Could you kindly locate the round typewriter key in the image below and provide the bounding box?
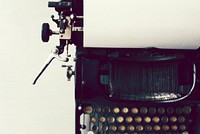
[167,107,174,114]
[107,116,115,123]
[102,126,108,131]
[84,106,93,114]
[153,125,161,131]
[145,125,152,131]
[144,117,151,123]
[131,107,139,114]
[176,107,183,114]
[95,107,101,113]
[90,117,96,123]
[170,116,177,122]
[162,125,169,131]
[122,107,129,113]
[183,106,192,114]
[135,116,142,123]
[161,116,169,123]
[113,107,120,114]
[171,125,178,131]
[136,125,143,131]
[109,125,117,132]
[87,131,94,134]
[126,116,133,123]
[178,116,186,123]
[92,125,98,131]
[158,107,165,114]
[152,116,160,123]
[103,106,111,113]
[128,125,135,131]
[140,107,148,114]
[116,116,124,123]
[149,107,156,114]
[179,125,187,131]
[119,125,126,132]
[99,117,106,123]
[182,131,189,134]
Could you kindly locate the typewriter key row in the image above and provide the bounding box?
[90,116,186,123]
[90,124,188,132]
[84,106,192,115]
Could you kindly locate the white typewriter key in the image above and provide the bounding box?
[128,125,135,131]
[87,131,94,134]
[107,116,115,123]
[170,116,177,122]
[113,107,120,113]
[153,125,161,131]
[182,131,189,134]
[109,125,117,132]
[90,117,96,123]
[135,116,142,123]
[84,106,93,114]
[131,107,139,114]
[144,116,151,123]
[116,116,124,123]
[162,125,169,131]
[171,125,178,131]
[152,116,160,123]
[122,107,129,113]
[136,125,144,131]
[119,125,126,132]
[126,116,133,123]
[99,117,106,123]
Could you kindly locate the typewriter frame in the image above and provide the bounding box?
[70,1,200,133]
[38,0,200,133]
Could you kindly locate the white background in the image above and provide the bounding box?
[0,0,75,134]
[84,0,200,49]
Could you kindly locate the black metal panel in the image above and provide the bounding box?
[72,0,83,16]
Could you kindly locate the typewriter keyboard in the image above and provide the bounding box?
[81,104,192,134]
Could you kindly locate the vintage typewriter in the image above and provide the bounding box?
[33,0,200,133]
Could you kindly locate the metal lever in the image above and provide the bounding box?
[33,47,68,85]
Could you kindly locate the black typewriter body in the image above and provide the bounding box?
[35,0,200,133]
[75,46,200,134]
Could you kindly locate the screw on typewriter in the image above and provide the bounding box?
[61,65,75,81]
[33,0,75,84]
